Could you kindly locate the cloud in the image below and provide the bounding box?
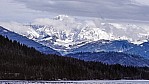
[1,0,149,22]
[14,0,149,21]
[132,0,149,6]
[0,0,57,22]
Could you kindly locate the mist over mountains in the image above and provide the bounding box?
[1,0,149,22]
[1,15,149,67]
[1,15,149,54]
[1,0,149,80]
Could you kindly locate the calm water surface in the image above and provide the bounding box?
[0,80,149,84]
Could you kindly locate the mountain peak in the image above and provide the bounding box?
[54,15,71,21]
[1,15,149,54]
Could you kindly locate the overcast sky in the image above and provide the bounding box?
[1,0,149,22]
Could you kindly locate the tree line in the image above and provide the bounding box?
[0,35,149,80]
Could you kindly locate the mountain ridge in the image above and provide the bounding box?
[1,15,149,55]
[1,34,149,80]
[1,15,149,63]
[0,26,60,55]
[66,52,149,67]
[71,40,149,59]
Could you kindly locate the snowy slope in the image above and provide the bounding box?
[0,15,149,52]
[71,40,135,53]
[66,52,149,67]
[0,26,60,55]
[71,40,149,59]
[2,15,149,66]
[127,42,149,58]
[1,15,149,56]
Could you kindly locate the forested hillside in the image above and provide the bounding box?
[66,52,149,67]
[0,35,149,80]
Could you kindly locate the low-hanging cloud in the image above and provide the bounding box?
[14,0,149,21]
[1,0,149,22]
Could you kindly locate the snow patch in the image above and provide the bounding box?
[1,15,149,53]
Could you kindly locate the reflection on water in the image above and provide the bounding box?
[0,80,149,84]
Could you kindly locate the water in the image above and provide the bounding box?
[0,80,149,84]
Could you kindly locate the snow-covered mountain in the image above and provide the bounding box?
[1,15,149,56]
[66,52,149,67]
[0,26,60,55]
[2,15,149,66]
